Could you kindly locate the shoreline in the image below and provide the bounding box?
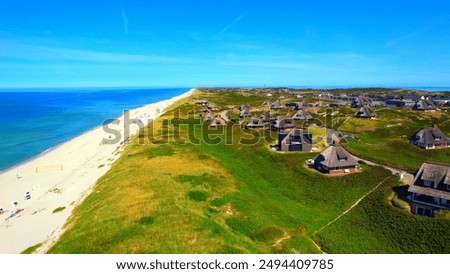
[0,88,195,254]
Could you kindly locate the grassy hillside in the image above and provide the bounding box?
[47,89,450,254]
[339,107,450,173]
[314,176,450,253]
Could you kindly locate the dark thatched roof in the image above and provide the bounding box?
[413,99,436,111]
[313,144,358,168]
[408,162,450,200]
[292,109,312,120]
[354,105,376,118]
[271,115,296,130]
[411,126,450,147]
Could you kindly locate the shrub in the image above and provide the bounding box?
[187,191,208,202]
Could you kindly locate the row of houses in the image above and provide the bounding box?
[317,92,449,110]
[199,97,450,218]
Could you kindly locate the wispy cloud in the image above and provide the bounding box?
[121,7,129,34]
[384,15,450,48]
[218,13,246,34]
[384,30,423,48]
[0,40,188,64]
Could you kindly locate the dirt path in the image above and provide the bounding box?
[310,238,326,254]
[219,110,230,122]
[354,156,414,184]
[313,176,391,236]
[272,233,291,248]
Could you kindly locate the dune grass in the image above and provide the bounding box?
[340,108,450,173]
[314,176,450,253]
[48,90,450,254]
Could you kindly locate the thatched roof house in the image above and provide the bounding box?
[210,117,227,127]
[200,108,214,121]
[278,128,312,152]
[207,103,219,111]
[351,96,371,108]
[408,162,450,217]
[197,100,208,106]
[326,129,340,145]
[245,117,264,129]
[292,109,312,121]
[413,98,437,111]
[315,101,329,107]
[203,112,214,122]
[286,102,303,110]
[411,125,450,149]
[239,104,252,111]
[270,115,296,131]
[270,101,285,110]
[259,111,272,122]
[313,144,359,175]
[354,105,376,118]
[239,109,252,118]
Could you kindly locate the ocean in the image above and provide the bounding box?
[0,88,189,172]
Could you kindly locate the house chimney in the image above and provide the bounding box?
[433,124,438,129]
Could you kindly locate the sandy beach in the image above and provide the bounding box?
[0,88,194,254]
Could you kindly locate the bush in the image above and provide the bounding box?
[187,191,208,202]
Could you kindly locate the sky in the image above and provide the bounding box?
[1,0,450,88]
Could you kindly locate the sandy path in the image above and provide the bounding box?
[0,89,194,253]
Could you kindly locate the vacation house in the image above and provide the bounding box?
[292,109,312,121]
[200,108,214,121]
[313,144,359,175]
[270,115,296,131]
[354,105,376,118]
[270,101,285,110]
[209,117,227,127]
[411,125,450,149]
[278,128,312,152]
[351,96,372,108]
[286,102,303,110]
[207,103,220,111]
[408,162,450,217]
[245,118,264,129]
[197,100,208,106]
[413,98,437,112]
[259,112,272,122]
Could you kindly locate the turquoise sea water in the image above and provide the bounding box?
[0,88,189,172]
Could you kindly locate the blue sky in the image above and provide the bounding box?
[1,0,450,88]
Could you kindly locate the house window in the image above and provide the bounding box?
[334,166,342,170]
[446,185,450,191]
[416,207,433,217]
[423,180,433,187]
